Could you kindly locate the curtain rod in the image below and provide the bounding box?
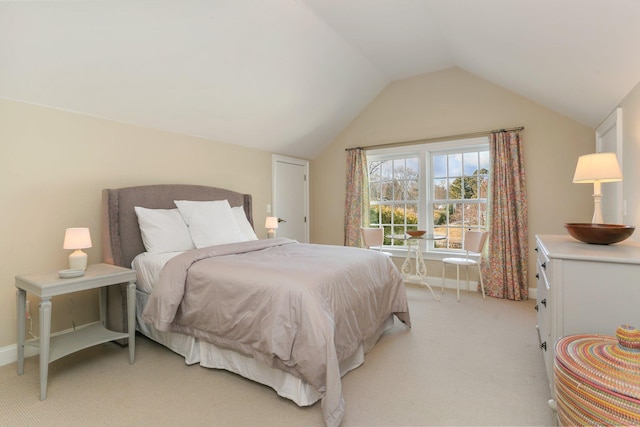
[345,126,524,151]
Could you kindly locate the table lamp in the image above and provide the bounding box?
[572,152,622,224]
[63,227,92,270]
[265,217,278,239]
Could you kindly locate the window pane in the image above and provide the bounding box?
[382,225,393,245]
[451,203,463,225]
[379,205,392,225]
[466,204,479,227]
[480,151,490,171]
[392,206,406,224]
[381,182,393,201]
[434,179,447,200]
[369,161,382,181]
[448,177,461,199]
[381,160,392,180]
[448,153,462,176]
[393,159,405,176]
[465,176,478,200]
[433,155,447,178]
[478,176,489,199]
[406,204,418,224]
[369,205,380,225]
[448,227,463,249]
[406,158,419,178]
[370,182,381,201]
[463,152,478,175]
[406,179,419,200]
[434,237,447,249]
[433,203,447,226]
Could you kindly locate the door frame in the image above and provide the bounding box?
[596,107,624,223]
[272,154,310,243]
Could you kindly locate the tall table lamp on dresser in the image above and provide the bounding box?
[567,152,634,244]
[572,152,622,224]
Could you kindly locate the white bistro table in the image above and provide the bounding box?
[390,233,447,301]
[15,263,136,400]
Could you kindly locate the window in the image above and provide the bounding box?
[368,155,420,247]
[367,137,489,252]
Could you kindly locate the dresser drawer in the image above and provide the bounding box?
[535,264,549,346]
[535,244,552,390]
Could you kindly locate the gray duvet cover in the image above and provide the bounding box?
[141,238,410,427]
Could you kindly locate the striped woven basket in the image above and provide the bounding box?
[554,325,640,426]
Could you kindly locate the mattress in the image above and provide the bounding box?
[132,251,395,407]
[132,251,184,294]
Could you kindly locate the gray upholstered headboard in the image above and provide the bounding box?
[102,184,253,268]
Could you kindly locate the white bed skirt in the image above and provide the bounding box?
[135,290,394,407]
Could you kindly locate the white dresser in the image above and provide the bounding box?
[535,234,640,402]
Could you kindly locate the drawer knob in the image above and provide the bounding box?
[541,262,546,270]
[540,341,547,351]
[535,304,539,312]
[541,298,546,307]
[536,273,539,280]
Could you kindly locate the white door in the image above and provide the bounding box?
[272,155,309,242]
[596,108,623,223]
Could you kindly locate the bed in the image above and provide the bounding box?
[101,184,411,427]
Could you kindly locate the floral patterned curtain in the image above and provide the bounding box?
[344,148,369,247]
[482,129,529,300]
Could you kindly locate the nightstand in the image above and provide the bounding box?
[15,263,137,400]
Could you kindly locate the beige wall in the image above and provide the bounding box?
[0,98,272,350]
[3,66,629,354]
[618,80,640,238]
[310,67,595,293]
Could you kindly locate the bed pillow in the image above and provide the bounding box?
[175,200,249,248]
[134,207,195,253]
[232,206,258,241]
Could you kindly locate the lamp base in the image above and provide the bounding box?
[69,250,88,270]
[592,192,603,224]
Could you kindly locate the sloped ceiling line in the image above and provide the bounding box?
[1,1,640,159]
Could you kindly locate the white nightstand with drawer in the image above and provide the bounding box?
[15,263,136,400]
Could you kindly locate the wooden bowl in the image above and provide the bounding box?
[564,223,635,245]
[406,230,426,237]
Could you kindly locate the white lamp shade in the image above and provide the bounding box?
[63,228,92,249]
[573,152,622,183]
[265,217,279,229]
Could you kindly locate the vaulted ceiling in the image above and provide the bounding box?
[2,1,640,159]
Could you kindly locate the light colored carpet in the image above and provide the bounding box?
[0,285,555,426]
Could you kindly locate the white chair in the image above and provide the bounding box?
[441,230,489,301]
[361,227,392,257]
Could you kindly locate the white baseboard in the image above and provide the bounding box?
[411,276,538,300]
[0,341,38,367]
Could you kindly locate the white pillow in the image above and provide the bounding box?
[232,206,258,241]
[134,207,195,253]
[175,200,249,248]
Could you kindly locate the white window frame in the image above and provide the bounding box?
[367,136,489,260]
